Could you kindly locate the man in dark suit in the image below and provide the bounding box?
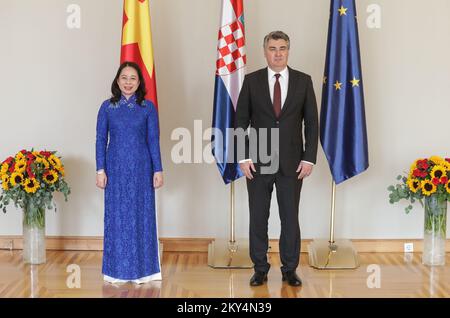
[235,31,318,287]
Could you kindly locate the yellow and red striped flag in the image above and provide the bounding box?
[121,0,158,108]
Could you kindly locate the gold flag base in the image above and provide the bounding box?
[308,239,359,269]
[208,238,254,268]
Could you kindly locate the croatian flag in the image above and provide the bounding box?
[212,0,246,184]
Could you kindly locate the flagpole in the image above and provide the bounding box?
[307,179,359,269]
[230,181,235,244]
[208,181,253,268]
[329,180,336,245]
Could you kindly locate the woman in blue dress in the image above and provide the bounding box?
[95,62,163,284]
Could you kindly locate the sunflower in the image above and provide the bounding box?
[43,170,58,184]
[23,178,39,194]
[15,152,25,161]
[1,175,10,191]
[429,156,445,166]
[410,161,418,173]
[10,172,24,187]
[443,160,450,170]
[48,155,61,169]
[446,180,450,194]
[430,165,446,180]
[14,159,27,173]
[407,178,421,193]
[421,180,437,196]
[56,165,65,177]
[35,157,50,169]
[0,163,9,176]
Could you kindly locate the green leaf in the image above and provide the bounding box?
[397,175,402,180]
[388,186,395,191]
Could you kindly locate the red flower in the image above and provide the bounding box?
[417,159,429,170]
[40,151,51,158]
[441,176,449,184]
[413,169,428,178]
[26,166,35,179]
[3,157,14,165]
[413,169,422,177]
[446,158,450,163]
[20,149,27,154]
[8,162,15,173]
[26,153,35,160]
[432,178,440,186]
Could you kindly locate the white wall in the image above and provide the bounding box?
[0,0,449,239]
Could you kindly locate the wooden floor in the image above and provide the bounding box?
[0,250,449,298]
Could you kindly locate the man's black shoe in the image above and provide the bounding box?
[249,271,268,286]
[282,271,302,286]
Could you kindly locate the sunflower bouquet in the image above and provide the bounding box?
[0,149,70,228]
[388,156,450,213]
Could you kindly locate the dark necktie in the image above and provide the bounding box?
[273,73,281,118]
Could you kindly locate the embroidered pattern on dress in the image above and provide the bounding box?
[108,96,136,109]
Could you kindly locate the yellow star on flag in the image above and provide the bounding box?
[350,77,360,87]
[338,6,348,16]
[334,80,342,90]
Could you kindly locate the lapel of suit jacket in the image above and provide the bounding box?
[280,66,297,118]
[259,67,277,118]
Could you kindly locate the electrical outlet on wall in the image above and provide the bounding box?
[404,242,414,253]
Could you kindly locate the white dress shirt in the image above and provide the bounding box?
[268,67,289,108]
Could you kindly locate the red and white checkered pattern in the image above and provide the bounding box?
[216,21,246,76]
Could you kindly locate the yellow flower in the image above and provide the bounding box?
[57,165,65,177]
[23,178,39,194]
[35,157,50,169]
[421,180,437,196]
[444,161,450,170]
[407,178,421,193]
[15,152,25,161]
[429,156,445,166]
[48,155,61,168]
[10,172,24,187]
[0,163,8,175]
[430,165,446,180]
[43,170,58,184]
[14,159,27,173]
[446,180,450,194]
[1,175,10,191]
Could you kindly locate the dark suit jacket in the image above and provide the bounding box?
[235,67,319,176]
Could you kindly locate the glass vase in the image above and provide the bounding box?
[422,195,447,266]
[22,201,46,264]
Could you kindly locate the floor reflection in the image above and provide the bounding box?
[101,280,162,298]
[29,264,39,298]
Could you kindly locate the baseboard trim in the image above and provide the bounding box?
[1,236,449,253]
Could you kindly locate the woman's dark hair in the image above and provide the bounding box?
[110,61,147,106]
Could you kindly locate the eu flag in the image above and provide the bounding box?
[320,0,369,184]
